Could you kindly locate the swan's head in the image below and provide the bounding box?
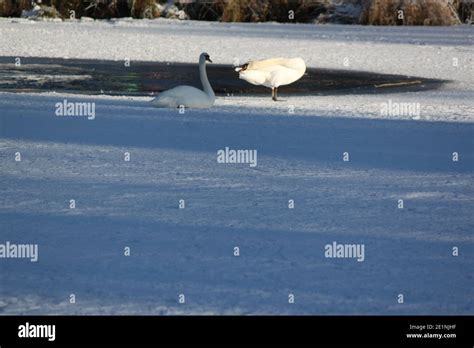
[200,52,212,64]
[234,63,248,73]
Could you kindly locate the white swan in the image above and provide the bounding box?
[235,57,306,101]
[151,52,215,109]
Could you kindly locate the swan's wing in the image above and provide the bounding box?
[277,58,306,71]
[239,65,301,86]
[236,59,284,72]
[247,58,285,70]
[151,85,212,108]
[237,58,306,86]
[158,85,204,98]
[247,58,305,72]
[237,60,284,85]
[238,69,270,85]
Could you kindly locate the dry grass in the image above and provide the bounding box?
[0,0,160,19]
[51,0,83,18]
[453,0,474,23]
[0,0,31,17]
[184,0,330,23]
[359,0,460,25]
[0,0,471,24]
[221,0,272,22]
[130,0,160,19]
[186,0,463,25]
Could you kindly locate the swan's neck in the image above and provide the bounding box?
[199,61,214,99]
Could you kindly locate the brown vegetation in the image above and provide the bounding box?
[184,0,329,23]
[131,0,160,19]
[0,0,472,24]
[0,0,31,17]
[453,0,474,23]
[359,0,461,25]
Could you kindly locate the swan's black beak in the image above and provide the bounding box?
[205,56,213,63]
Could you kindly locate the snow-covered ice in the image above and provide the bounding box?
[0,18,473,314]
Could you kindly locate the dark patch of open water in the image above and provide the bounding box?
[0,57,446,97]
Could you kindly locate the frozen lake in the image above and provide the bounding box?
[0,18,473,315]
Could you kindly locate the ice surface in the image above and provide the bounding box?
[0,19,473,314]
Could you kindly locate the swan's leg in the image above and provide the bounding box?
[272,88,286,102]
[272,87,282,101]
[272,87,278,101]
